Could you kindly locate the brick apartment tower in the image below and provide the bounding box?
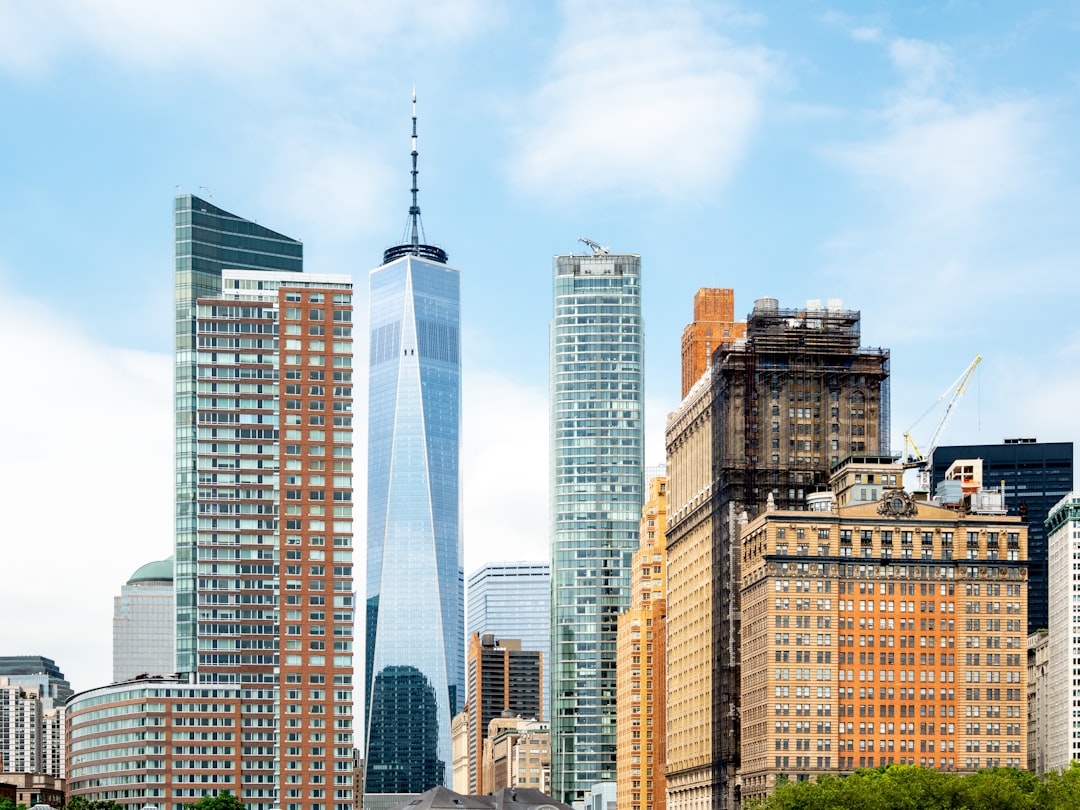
[466,634,543,794]
[194,270,355,810]
[680,288,746,399]
[616,475,668,810]
[665,296,890,810]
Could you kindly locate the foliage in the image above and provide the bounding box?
[187,791,246,810]
[65,798,122,810]
[0,798,25,810]
[748,762,1080,810]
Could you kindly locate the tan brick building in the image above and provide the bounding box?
[617,476,668,810]
[738,488,1029,802]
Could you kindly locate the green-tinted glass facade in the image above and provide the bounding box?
[173,194,303,671]
[549,252,644,805]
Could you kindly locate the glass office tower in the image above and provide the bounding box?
[467,561,551,721]
[174,194,303,671]
[931,438,1073,634]
[550,249,644,805]
[365,249,462,794]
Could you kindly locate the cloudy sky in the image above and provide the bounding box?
[1,1,1078,693]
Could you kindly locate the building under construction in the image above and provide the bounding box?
[665,295,890,810]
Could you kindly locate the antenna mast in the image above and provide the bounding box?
[382,89,448,265]
[409,88,420,249]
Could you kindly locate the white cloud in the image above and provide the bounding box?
[0,282,172,693]
[461,369,549,573]
[831,100,1039,225]
[0,0,494,78]
[851,26,883,43]
[258,130,398,246]
[825,32,1042,230]
[888,37,953,95]
[509,1,776,200]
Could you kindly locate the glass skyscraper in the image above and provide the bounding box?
[550,249,644,805]
[173,194,303,672]
[467,561,551,721]
[931,438,1073,634]
[365,93,463,796]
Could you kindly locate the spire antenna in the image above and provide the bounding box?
[383,88,448,265]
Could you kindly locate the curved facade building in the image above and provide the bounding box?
[549,250,644,805]
[66,677,246,808]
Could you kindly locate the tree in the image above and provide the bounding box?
[187,791,246,810]
[750,764,1080,810]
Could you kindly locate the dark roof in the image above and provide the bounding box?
[389,787,570,810]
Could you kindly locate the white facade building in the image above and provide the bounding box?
[1046,492,1080,771]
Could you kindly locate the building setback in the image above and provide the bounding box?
[665,296,890,810]
[931,439,1073,634]
[550,247,644,806]
[616,475,668,810]
[738,488,1029,802]
[365,93,463,796]
[467,562,551,721]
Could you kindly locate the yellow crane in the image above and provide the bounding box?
[903,354,982,491]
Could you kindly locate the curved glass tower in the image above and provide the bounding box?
[550,249,644,805]
[365,94,463,795]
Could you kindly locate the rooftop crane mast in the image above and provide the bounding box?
[903,354,982,492]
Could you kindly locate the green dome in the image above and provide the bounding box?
[128,556,174,585]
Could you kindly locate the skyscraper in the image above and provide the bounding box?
[930,439,1073,633]
[467,562,550,720]
[365,94,462,796]
[113,556,175,682]
[174,193,304,673]
[665,296,890,810]
[550,245,644,805]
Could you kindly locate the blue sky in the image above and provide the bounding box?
[2,1,1078,692]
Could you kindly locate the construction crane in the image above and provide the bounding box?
[903,354,982,492]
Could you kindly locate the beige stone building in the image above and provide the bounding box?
[664,368,722,810]
[617,476,668,810]
[483,718,550,793]
[738,487,1029,803]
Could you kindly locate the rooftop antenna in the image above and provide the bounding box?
[409,87,421,249]
[383,88,448,264]
[199,186,212,200]
[578,236,610,255]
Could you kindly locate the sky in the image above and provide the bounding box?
[1,0,1078,694]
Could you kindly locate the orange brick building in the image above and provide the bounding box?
[617,476,668,810]
[739,488,1028,802]
[679,288,745,397]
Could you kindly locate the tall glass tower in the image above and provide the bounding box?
[173,194,303,671]
[365,94,463,796]
[550,247,644,805]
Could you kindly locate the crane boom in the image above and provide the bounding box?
[903,354,982,491]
